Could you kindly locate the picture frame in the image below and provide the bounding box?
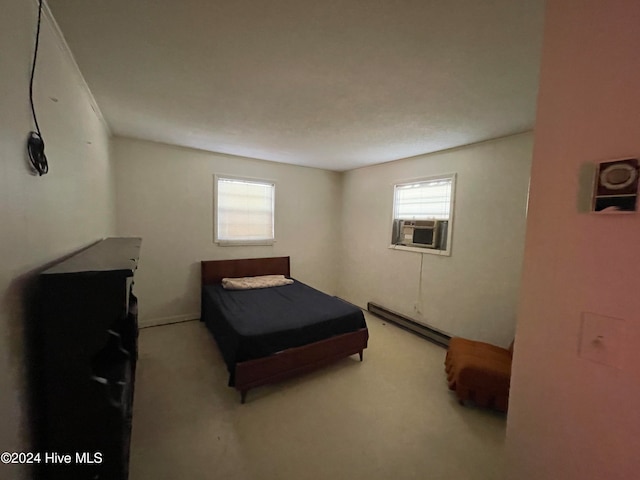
[592,158,639,213]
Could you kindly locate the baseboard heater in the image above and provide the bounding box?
[367,302,451,348]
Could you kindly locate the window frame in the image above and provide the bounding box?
[389,173,456,256]
[213,174,276,246]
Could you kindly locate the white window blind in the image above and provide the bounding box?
[394,177,453,220]
[216,177,275,244]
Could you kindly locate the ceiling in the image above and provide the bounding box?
[47,0,544,171]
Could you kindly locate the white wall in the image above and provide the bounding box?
[112,137,343,326]
[0,1,115,478]
[506,1,640,479]
[338,133,532,346]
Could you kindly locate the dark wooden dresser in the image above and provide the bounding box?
[32,237,141,480]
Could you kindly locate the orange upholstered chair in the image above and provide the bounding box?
[445,337,513,412]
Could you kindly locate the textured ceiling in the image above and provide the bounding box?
[48,0,544,171]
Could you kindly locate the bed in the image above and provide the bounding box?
[201,256,368,403]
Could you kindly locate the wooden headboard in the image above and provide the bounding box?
[201,257,291,286]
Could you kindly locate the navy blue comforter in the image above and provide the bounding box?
[201,279,367,383]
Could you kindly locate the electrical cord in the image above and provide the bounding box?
[28,0,48,176]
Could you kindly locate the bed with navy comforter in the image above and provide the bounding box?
[200,256,368,402]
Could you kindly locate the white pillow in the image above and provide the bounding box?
[221,274,293,290]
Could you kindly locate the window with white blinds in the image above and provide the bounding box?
[215,176,275,245]
[391,173,456,255]
[393,176,454,220]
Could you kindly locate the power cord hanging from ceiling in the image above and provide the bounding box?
[27,0,48,176]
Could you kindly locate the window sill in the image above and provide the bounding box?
[388,244,451,256]
[216,240,275,247]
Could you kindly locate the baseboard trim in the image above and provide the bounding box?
[367,302,451,348]
[139,313,200,329]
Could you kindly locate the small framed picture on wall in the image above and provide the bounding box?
[592,158,639,213]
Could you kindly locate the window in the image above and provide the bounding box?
[391,173,456,255]
[214,176,275,245]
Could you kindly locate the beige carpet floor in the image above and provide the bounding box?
[130,312,506,480]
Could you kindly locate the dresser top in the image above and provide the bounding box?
[42,237,142,276]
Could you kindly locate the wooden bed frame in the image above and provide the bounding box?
[201,256,368,403]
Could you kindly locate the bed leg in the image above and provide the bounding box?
[359,351,363,362]
[241,390,247,404]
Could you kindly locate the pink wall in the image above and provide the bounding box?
[506,1,640,479]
